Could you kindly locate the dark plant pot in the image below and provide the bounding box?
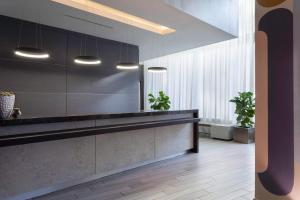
[232,126,255,144]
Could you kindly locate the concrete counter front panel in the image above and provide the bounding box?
[0,110,198,200]
[0,136,96,200]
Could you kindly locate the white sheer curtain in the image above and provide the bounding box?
[143,0,255,123]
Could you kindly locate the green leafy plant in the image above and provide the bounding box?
[0,91,15,96]
[148,91,171,111]
[230,92,255,128]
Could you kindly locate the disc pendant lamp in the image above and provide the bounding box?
[74,36,101,65]
[148,67,167,73]
[74,56,101,65]
[14,23,50,59]
[147,35,167,73]
[15,47,49,59]
[116,62,139,70]
[116,43,139,70]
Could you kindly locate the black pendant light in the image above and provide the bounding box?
[14,47,49,59]
[14,23,50,59]
[147,35,168,73]
[116,43,139,70]
[148,67,167,73]
[74,56,101,65]
[74,36,101,65]
[116,62,139,70]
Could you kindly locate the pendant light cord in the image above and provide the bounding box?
[35,24,38,48]
[126,31,129,62]
[17,0,26,48]
[84,36,87,56]
[80,36,83,56]
[119,42,123,62]
[126,43,129,62]
[17,21,24,48]
[96,38,100,58]
[39,25,43,49]
[36,4,43,50]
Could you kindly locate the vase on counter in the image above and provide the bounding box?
[0,91,15,120]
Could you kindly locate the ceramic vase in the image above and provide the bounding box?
[0,95,15,119]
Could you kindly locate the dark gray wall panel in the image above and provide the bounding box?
[0,15,140,117]
[0,60,66,93]
[67,93,139,115]
[14,93,67,117]
[67,68,139,94]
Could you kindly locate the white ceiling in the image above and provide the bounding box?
[166,0,239,36]
[0,0,235,61]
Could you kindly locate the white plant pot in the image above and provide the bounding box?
[0,95,15,119]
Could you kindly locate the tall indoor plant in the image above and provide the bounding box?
[148,91,171,111]
[230,92,255,143]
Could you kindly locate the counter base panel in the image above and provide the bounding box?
[0,124,194,200]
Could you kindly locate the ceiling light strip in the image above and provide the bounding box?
[51,0,175,35]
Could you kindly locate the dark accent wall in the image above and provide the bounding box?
[0,15,140,117]
[257,8,294,195]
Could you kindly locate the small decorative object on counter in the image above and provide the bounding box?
[148,91,171,111]
[0,91,15,120]
[12,108,22,119]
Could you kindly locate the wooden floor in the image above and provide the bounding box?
[34,137,255,200]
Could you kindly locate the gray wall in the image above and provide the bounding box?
[0,15,140,117]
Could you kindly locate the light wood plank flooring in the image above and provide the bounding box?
[34,137,255,200]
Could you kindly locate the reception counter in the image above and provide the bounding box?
[0,110,199,200]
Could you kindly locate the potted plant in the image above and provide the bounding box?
[230,92,255,144]
[148,91,171,111]
[0,91,15,120]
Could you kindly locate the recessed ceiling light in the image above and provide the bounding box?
[14,47,50,59]
[51,0,176,35]
[74,56,101,65]
[148,67,167,73]
[116,63,139,70]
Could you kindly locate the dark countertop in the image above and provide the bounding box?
[0,110,198,127]
[0,110,200,148]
